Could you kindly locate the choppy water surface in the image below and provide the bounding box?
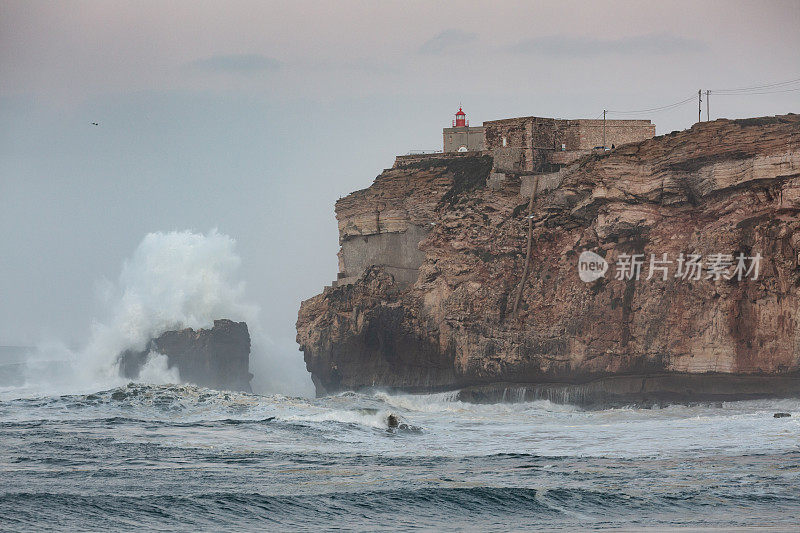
[1,384,798,531]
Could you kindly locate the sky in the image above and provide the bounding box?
[1,1,799,358]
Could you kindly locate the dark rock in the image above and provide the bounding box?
[111,390,126,401]
[118,319,252,392]
[773,412,791,418]
[457,376,800,408]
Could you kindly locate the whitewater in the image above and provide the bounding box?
[1,230,799,531]
[1,383,798,531]
[2,229,312,398]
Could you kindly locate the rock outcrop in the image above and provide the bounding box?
[297,115,800,404]
[119,319,252,392]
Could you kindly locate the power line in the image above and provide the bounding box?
[606,94,696,116]
[709,77,800,94]
[604,75,800,118]
[711,85,800,96]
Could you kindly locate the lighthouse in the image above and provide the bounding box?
[443,106,485,153]
[453,107,468,128]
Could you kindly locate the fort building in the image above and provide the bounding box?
[439,107,655,173]
[483,115,655,173]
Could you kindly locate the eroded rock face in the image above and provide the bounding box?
[297,115,800,402]
[334,156,494,286]
[119,319,252,392]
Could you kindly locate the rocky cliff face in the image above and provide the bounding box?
[297,115,800,404]
[119,319,252,392]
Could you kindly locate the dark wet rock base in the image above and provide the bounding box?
[118,319,252,392]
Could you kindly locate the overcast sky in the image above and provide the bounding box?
[2,1,799,354]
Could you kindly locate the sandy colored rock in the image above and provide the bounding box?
[297,115,800,402]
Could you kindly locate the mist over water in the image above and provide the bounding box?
[0,229,313,398]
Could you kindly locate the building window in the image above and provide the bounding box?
[502,136,507,147]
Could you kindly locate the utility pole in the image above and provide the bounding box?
[698,89,702,123]
[706,90,710,121]
[602,109,606,148]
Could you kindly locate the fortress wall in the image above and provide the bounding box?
[519,170,565,197]
[485,117,577,172]
[484,117,655,172]
[338,224,428,286]
[338,154,492,287]
[530,118,573,150]
[484,118,534,171]
[491,147,526,172]
[574,119,655,149]
[550,149,591,165]
[394,151,484,168]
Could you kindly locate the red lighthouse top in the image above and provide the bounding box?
[453,107,468,127]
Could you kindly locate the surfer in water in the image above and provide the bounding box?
[386,413,422,432]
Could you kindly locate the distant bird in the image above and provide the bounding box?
[91,122,99,126]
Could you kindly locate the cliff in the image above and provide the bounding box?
[119,319,252,392]
[297,115,800,404]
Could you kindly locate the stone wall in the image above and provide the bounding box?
[335,154,493,288]
[519,169,565,197]
[490,147,526,173]
[573,119,655,149]
[483,117,535,172]
[338,225,428,286]
[394,151,484,168]
[550,149,591,165]
[484,116,655,172]
[443,126,485,152]
[484,117,576,172]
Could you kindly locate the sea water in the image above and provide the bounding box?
[1,382,798,531]
[2,230,797,531]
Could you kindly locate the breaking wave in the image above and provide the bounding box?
[81,229,257,386]
[3,230,312,398]
[1,384,799,531]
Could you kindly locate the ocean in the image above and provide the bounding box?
[0,231,797,531]
[1,381,798,531]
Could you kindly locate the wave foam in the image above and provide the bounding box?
[7,230,264,397]
[82,229,258,384]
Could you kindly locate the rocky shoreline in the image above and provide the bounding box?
[454,374,800,407]
[297,115,800,404]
